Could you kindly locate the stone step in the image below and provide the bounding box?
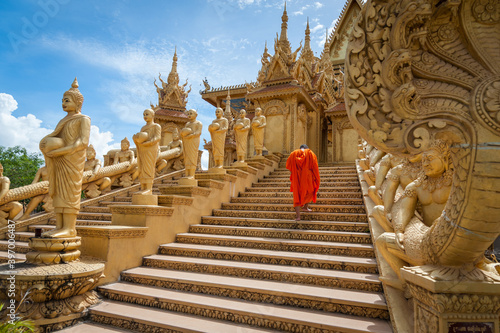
[0,250,26,263]
[159,243,378,273]
[98,284,392,333]
[89,300,272,333]
[243,186,361,193]
[239,192,363,199]
[77,212,112,221]
[200,216,370,232]
[220,202,366,214]
[110,196,133,202]
[252,181,360,188]
[28,224,55,232]
[212,209,368,222]
[47,219,112,226]
[175,234,375,258]
[80,206,111,214]
[0,240,29,253]
[274,167,357,173]
[58,323,133,332]
[275,165,356,170]
[14,231,34,242]
[230,196,364,205]
[188,225,372,244]
[118,268,388,319]
[265,173,358,179]
[142,255,382,291]
[99,200,132,206]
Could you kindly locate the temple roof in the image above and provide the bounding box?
[155,108,189,123]
[322,0,363,66]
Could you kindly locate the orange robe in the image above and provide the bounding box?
[286,149,320,207]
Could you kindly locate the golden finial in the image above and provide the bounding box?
[64,77,84,111]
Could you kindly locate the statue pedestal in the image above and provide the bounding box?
[132,193,158,206]
[26,236,81,265]
[178,177,198,186]
[401,266,500,333]
[207,167,226,174]
[231,161,248,168]
[0,259,104,331]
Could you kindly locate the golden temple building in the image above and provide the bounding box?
[202,1,364,166]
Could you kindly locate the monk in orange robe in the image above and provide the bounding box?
[286,144,320,221]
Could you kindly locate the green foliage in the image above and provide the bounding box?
[0,303,35,333]
[0,146,44,189]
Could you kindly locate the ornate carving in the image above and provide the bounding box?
[77,228,148,239]
[345,0,500,271]
[110,205,174,216]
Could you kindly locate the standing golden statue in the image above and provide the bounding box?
[251,107,266,157]
[208,107,228,172]
[233,109,251,165]
[180,109,202,182]
[133,109,161,194]
[39,78,91,238]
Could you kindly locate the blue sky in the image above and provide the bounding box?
[0,0,344,168]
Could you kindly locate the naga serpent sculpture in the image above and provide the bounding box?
[345,0,500,276]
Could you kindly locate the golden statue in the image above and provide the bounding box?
[208,107,228,169]
[20,165,51,220]
[376,141,453,288]
[39,78,91,238]
[180,109,202,179]
[233,109,251,164]
[251,107,266,156]
[0,162,23,226]
[113,137,135,166]
[83,144,112,195]
[166,128,183,154]
[133,109,161,194]
[371,154,422,232]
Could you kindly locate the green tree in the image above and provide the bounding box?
[0,146,44,189]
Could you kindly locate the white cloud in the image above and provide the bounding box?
[0,93,119,162]
[314,2,324,9]
[89,125,120,162]
[311,24,324,33]
[0,93,51,154]
[293,6,309,16]
[316,18,338,47]
[201,150,209,170]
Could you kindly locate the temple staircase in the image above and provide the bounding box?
[65,163,392,332]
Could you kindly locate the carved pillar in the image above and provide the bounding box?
[283,108,288,154]
[330,116,337,163]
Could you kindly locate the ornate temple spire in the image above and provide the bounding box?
[301,17,315,64]
[167,47,179,85]
[279,2,291,55]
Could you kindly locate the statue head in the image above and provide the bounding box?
[239,109,247,118]
[143,108,155,122]
[86,144,96,160]
[63,78,84,112]
[121,137,130,150]
[215,107,223,118]
[186,109,198,120]
[256,107,262,116]
[422,140,450,178]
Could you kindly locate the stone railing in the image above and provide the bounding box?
[0,146,182,238]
